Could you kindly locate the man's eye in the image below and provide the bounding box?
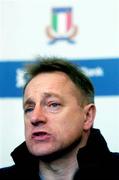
[46,102,61,112]
[50,103,60,107]
[24,107,33,114]
[49,102,61,108]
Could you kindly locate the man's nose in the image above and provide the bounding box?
[30,106,47,126]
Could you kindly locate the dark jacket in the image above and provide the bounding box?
[0,128,119,180]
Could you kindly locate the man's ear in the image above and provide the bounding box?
[83,104,96,131]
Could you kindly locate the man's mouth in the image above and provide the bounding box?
[32,131,51,141]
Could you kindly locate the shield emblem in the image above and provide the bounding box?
[52,7,72,35]
[46,7,78,44]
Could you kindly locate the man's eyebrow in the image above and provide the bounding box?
[23,93,62,108]
[23,98,35,108]
[43,92,61,99]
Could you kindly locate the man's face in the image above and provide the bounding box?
[23,72,92,156]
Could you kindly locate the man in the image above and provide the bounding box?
[0,57,119,180]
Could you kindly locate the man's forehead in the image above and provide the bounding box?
[25,72,76,92]
[24,71,81,100]
[28,71,70,84]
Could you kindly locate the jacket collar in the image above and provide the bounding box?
[77,128,110,169]
[11,142,39,172]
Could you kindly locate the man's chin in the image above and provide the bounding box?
[28,147,54,157]
[38,149,67,162]
[27,137,81,162]
[26,144,67,161]
[38,139,81,162]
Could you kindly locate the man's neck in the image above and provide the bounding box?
[39,145,80,180]
[39,131,90,180]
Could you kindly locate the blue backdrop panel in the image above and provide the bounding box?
[0,58,119,97]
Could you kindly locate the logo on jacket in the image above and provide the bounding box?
[46,7,78,44]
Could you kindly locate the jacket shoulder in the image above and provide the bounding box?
[111,152,119,163]
[0,165,17,180]
[109,152,119,178]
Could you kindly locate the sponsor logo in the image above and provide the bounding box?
[16,68,26,88]
[81,66,104,77]
[46,7,78,44]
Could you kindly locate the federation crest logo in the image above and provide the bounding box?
[46,7,78,44]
